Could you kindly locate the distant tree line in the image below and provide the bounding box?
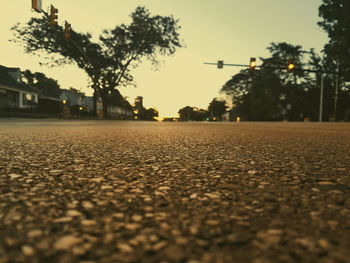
[178,98,227,121]
[136,107,159,121]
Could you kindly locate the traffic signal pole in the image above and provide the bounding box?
[319,74,324,122]
[205,59,340,122]
[204,61,339,74]
[204,62,253,68]
[333,61,340,121]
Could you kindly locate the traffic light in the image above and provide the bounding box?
[217,60,224,69]
[64,21,72,40]
[249,57,256,70]
[31,0,42,12]
[287,62,295,72]
[49,5,58,26]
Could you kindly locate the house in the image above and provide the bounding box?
[59,90,82,107]
[59,90,104,118]
[0,65,39,110]
[38,94,62,115]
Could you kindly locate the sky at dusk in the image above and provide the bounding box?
[1,0,328,117]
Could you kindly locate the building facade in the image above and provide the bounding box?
[0,65,39,110]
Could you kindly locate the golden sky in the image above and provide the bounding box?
[1,0,328,117]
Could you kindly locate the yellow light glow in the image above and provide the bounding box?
[79,106,83,110]
[288,63,295,70]
[134,116,138,119]
[62,100,67,104]
[250,61,257,68]
[236,117,240,122]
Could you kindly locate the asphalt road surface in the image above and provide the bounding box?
[1,120,350,263]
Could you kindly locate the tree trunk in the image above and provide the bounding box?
[93,88,98,117]
[101,96,109,119]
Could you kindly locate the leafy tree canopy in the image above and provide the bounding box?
[138,107,159,121]
[318,0,350,80]
[178,106,209,121]
[208,98,227,121]
[22,69,62,98]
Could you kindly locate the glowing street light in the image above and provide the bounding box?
[287,62,295,72]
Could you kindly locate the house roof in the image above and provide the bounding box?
[39,94,62,101]
[6,67,21,72]
[0,65,38,94]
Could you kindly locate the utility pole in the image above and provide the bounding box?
[333,61,340,121]
[319,74,324,122]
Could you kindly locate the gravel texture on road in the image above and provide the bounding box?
[1,121,350,263]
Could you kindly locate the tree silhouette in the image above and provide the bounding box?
[137,107,158,121]
[178,106,209,121]
[22,70,62,98]
[221,42,342,121]
[10,6,183,117]
[208,98,227,121]
[318,0,350,81]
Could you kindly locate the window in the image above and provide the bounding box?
[23,93,36,106]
